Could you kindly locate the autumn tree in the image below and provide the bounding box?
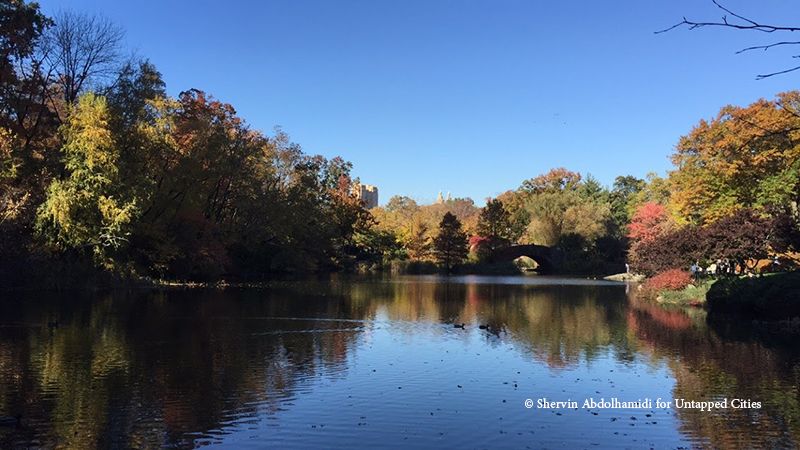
[433,212,468,272]
[371,195,420,249]
[372,194,479,262]
[628,202,673,244]
[35,93,137,266]
[496,189,529,243]
[428,196,480,235]
[521,167,582,193]
[0,0,49,60]
[0,6,392,284]
[519,168,610,246]
[404,219,432,260]
[627,173,671,214]
[669,91,800,225]
[0,0,55,223]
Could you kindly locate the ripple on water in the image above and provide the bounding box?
[0,277,797,449]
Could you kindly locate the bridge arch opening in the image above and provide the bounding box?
[493,244,558,273]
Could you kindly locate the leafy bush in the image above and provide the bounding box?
[644,269,693,292]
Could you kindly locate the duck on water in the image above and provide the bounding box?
[0,414,21,427]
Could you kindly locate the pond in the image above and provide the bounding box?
[0,276,798,449]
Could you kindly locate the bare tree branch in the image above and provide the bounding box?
[657,1,800,79]
[756,65,800,80]
[45,10,123,104]
[736,41,800,54]
[656,0,800,34]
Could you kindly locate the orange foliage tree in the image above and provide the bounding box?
[669,91,800,225]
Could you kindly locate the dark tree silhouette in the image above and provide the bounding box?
[658,0,800,79]
[703,208,774,272]
[476,198,512,254]
[433,212,468,272]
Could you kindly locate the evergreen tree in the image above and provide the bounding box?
[476,198,512,254]
[405,220,431,260]
[433,212,468,272]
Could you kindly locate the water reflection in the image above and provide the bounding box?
[628,296,800,448]
[0,276,797,448]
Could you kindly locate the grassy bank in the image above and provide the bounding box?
[706,272,800,320]
[654,279,716,306]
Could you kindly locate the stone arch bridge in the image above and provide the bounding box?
[493,244,561,272]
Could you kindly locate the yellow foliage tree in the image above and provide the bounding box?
[36,93,137,266]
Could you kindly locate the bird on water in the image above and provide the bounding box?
[0,414,21,427]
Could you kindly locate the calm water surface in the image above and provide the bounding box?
[0,275,798,449]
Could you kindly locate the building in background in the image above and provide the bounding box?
[352,182,379,209]
[435,191,452,204]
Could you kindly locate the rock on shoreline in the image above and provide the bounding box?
[603,273,645,282]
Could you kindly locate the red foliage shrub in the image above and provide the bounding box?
[644,269,693,292]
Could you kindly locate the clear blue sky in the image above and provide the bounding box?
[38,0,799,205]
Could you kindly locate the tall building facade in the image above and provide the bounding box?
[352,183,379,209]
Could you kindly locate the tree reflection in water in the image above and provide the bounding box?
[628,295,800,449]
[0,277,797,448]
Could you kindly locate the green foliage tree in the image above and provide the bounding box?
[433,212,468,272]
[609,175,645,236]
[476,198,512,254]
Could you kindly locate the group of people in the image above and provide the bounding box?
[689,256,781,278]
[624,256,782,278]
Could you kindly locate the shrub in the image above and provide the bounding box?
[706,272,800,320]
[644,269,693,292]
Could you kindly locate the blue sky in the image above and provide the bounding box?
[38,0,799,205]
